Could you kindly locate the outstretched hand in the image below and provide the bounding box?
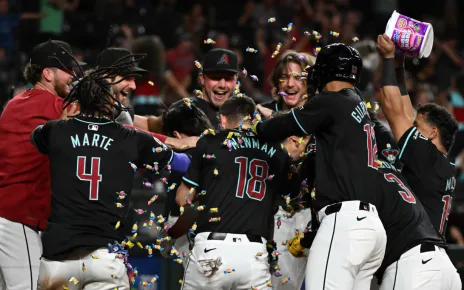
[376,34,395,59]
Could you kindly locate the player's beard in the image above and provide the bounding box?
[55,81,71,99]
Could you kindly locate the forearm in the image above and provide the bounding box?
[395,66,415,122]
[380,59,405,123]
[256,112,306,142]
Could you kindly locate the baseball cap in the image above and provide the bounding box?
[202,48,238,73]
[96,47,147,76]
[30,40,87,68]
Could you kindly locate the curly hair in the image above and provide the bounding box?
[268,50,316,101]
[23,63,44,85]
[57,48,146,119]
[417,103,459,152]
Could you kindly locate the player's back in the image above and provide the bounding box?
[306,89,380,211]
[34,117,172,259]
[398,127,456,241]
[372,162,445,277]
[182,129,292,240]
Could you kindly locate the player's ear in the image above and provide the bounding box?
[173,131,182,139]
[219,114,228,129]
[429,126,438,140]
[42,68,54,82]
[199,73,205,87]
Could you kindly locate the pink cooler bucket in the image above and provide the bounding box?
[385,10,434,58]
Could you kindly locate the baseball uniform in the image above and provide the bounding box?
[256,87,388,290]
[398,126,456,239]
[271,137,316,290]
[30,117,181,290]
[0,88,63,290]
[180,129,296,290]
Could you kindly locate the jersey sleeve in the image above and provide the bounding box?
[136,130,174,172]
[30,121,56,154]
[182,137,207,187]
[397,126,440,174]
[256,94,332,141]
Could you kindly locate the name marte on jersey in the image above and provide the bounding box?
[351,101,368,124]
[229,137,277,158]
[71,133,114,151]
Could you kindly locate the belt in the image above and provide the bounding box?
[420,244,437,253]
[207,232,263,244]
[325,201,371,216]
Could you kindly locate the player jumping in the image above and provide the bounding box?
[30,54,191,290]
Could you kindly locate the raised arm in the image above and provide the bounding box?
[376,34,413,142]
[395,55,415,122]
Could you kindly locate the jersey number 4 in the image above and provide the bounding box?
[384,173,416,203]
[76,156,102,200]
[235,157,269,201]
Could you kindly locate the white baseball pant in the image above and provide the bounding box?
[0,217,42,290]
[379,244,461,290]
[37,248,129,290]
[306,201,386,290]
[181,232,271,290]
[168,215,191,268]
[272,207,312,290]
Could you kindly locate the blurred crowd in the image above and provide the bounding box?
[3,0,464,252]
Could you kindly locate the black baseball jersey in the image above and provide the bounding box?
[31,117,173,260]
[398,126,456,241]
[182,129,295,240]
[256,88,381,212]
[190,97,220,129]
[373,163,446,278]
[369,112,402,169]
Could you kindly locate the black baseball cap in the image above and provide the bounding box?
[30,40,86,68]
[96,47,147,76]
[202,48,238,73]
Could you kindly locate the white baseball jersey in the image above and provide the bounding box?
[0,217,42,290]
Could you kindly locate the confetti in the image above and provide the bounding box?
[246,47,258,53]
[282,22,293,32]
[116,191,126,200]
[276,217,282,229]
[189,222,197,233]
[292,37,296,42]
[132,222,138,233]
[203,154,216,159]
[330,31,340,37]
[91,254,99,259]
[82,263,86,272]
[204,38,216,45]
[213,168,219,176]
[210,208,219,213]
[209,217,221,223]
[128,162,137,172]
[282,277,291,285]
[115,203,124,208]
[268,17,276,23]
[250,75,259,82]
[148,194,159,205]
[194,60,202,70]
[352,37,359,42]
[304,31,311,36]
[224,268,235,274]
[115,221,121,230]
[199,190,207,195]
[69,277,79,285]
[193,89,202,96]
[148,81,154,86]
[266,280,272,287]
[179,280,183,285]
[242,67,248,77]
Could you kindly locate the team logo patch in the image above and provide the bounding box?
[382,149,399,163]
[217,53,229,65]
[88,124,99,131]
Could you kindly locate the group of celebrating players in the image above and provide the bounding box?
[0,28,461,290]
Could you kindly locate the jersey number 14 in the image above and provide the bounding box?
[76,156,102,200]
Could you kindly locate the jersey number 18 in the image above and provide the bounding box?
[235,157,269,201]
[76,156,102,200]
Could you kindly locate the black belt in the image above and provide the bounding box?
[207,232,263,244]
[325,201,371,216]
[420,244,437,253]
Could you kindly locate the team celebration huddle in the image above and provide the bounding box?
[0,7,462,290]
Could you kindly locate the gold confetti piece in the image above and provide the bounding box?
[69,277,79,285]
[137,242,144,249]
[179,280,183,284]
[62,286,68,290]
[148,81,154,86]
[115,221,120,229]
[82,263,86,272]
[91,254,99,259]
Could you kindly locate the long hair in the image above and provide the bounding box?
[52,46,146,120]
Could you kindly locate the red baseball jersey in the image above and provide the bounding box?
[0,88,63,230]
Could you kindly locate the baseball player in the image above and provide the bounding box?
[31,58,191,290]
[375,34,461,289]
[134,48,239,131]
[256,50,316,290]
[253,43,388,290]
[161,99,214,267]
[0,40,84,290]
[174,96,305,290]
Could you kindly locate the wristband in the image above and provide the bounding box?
[381,58,398,87]
[395,67,408,96]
